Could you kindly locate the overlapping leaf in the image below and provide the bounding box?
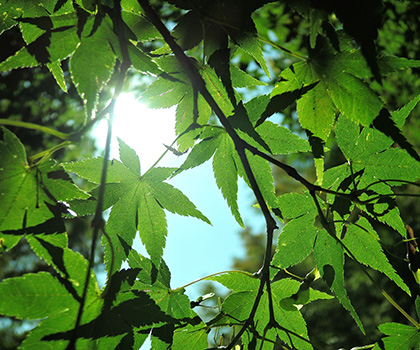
[272,192,320,268]
[0,128,88,232]
[209,273,330,349]
[128,248,204,349]
[272,191,364,332]
[0,247,103,349]
[272,35,420,140]
[0,12,81,71]
[313,229,365,333]
[341,217,410,295]
[64,138,210,270]
[335,115,420,236]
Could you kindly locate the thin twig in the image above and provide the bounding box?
[66,1,131,348]
[136,1,279,348]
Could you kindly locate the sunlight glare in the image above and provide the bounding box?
[94,92,179,171]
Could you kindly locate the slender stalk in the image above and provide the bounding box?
[66,1,131,348]
[0,118,70,139]
[29,141,73,164]
[137,2,279,348]
[173,270,254,292]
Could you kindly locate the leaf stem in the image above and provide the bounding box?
[137,2,279,347]
[173,270,254,292]
[141,135,178,178]
[257,35,307,60]
[0,118,70,139]
[66,1,131,348]
[29,140,73,164]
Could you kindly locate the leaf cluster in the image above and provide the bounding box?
[0,1,420,349]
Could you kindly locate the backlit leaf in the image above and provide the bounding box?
[313,230,364,333]
[0,128,88,232]
[212,132,243,227]
[342,217,410,295]
[70,15,116,117]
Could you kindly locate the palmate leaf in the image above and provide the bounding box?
[209,273,329,350]
[341,217,410,295]
[65,138,210,270]
[0,247,103,349]
[272,192,320,268]
[273,35,420,140]
[70,14,116,117]
[177,115,301,227]
[0,12,81,71]
[176,127,244,227]
[278,186,369,333]
[0,128,88,232]
[255,279,313,350]
[313,230,365,333]
[335,115,419,237]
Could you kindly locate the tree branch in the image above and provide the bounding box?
[136,1,278,347]
[66,1,131,348]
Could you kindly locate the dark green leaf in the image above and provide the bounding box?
[375,322,420,350]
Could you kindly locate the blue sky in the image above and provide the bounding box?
[91,91,269,349]
[93,93,266,299]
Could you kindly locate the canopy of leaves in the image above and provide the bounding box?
[0,1,420,349]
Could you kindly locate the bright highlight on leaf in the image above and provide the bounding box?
[65,140,210,270]
[1,1,420,349]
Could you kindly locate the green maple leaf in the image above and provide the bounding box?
[64,138,210,270]
[70,15,116,117]
[373,322,420,350]
[313,230,365,333]
[335,116,419,236]
[0,248,103,349]
[273,35,420,140]
[178,123,279,227]
[0,128,89,232]
[256,279,313,350]
[272,192,320,269]
[209,273,329,350]
[272,191,364,332]
[341,217,410,295]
